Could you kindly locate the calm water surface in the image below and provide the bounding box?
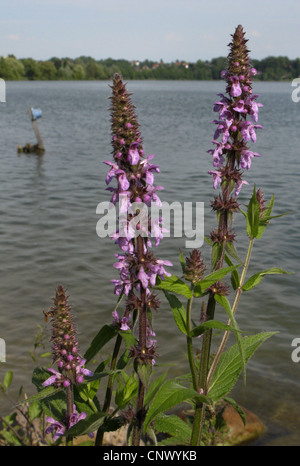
[0,80,299,445]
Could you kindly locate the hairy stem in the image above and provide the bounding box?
[190,295,216,446]
[132,236,148,446]
[186,288,198,392]
[66,384,74,446]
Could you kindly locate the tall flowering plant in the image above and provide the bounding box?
[103,73,172,446]
[22,27,291,448]
[149,25,290,446]
[35,285,94,445]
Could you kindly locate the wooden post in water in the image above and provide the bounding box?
[28,107,45,152]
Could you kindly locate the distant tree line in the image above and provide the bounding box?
[1,54,300,81]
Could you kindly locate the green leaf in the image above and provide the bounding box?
[179,249,186,273]
[225,241,242,263]
[242,268,292,292]
[31,367,67,423]
[144,371,168,407]
[193,265,240,297]
[163,291,188,335]
[211,242,223,271]
[214,294,246,381]
[246,186,260,238]
[3,370,13,389]
[153,413,192,445]
[223,397,246,427]
[117,331,137,370]
[143,379,210,434]
[29,400,42,421]
[155,274,192,299]
[67,412,106,438]
[100,416,124,434]
[209,332,277,401]
[18,384,63,407]
[84,324,118,363]
[135,362,153,389]
[189,320,236,338]
[115,372,138,409]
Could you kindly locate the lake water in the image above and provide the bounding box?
[0,80,299,445]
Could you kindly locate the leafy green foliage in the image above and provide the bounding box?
[242,268,292,291]
[143,379,210,434]
[163,291,188,334]
[193,265,240,297]
[155,274,192,298]
[153,413,192,446]
[214,294,246,380]
[84,324,118,363]
[208,332,277,401]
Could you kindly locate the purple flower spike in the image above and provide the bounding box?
[107,74,172,373]
[43,285,93,389]
[208,25,263,196]
[208,25,263,251]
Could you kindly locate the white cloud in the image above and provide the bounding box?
[7,34,20,41]
[249,29,261,38]
[164,32,183,43]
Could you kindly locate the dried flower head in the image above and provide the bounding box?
[183,249,206,284]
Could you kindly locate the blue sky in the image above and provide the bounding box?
[1,0,299,62]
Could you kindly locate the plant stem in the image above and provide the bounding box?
[95,332,123,446]
[206,236,254,388]
[186,287,198,392]
[190,294,216,446]
[66,384,74,446]
[131,235,148,446]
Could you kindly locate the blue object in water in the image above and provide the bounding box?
[31,107,42,120]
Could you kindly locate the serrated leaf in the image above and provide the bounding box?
[163,291,187,335]
[209,332,277,401]
[155,274,192,299]
[67,412,106,437]
[153,413,192,444]
[143,379,210,434]
[18,384,63,406]
[247,186,260,238]
[136,362,152,389]
[242,268,292,291]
